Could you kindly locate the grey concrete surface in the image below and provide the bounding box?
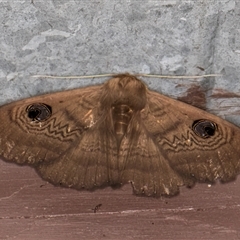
[1,1,240,240]
[0,1,240,123]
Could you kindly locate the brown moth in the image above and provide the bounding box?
[0,73,240,197]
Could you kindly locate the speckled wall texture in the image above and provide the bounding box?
[0,1,240,123]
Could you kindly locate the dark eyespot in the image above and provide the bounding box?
[26,103,52,122]
[192,119,217,138]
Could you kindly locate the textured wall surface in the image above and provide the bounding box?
[1,1,240,240]
[0,0,240,123]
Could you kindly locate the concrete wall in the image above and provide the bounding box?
[1,1,239,123]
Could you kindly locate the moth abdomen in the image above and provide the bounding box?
[112,104,133,142]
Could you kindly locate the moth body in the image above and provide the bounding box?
[112,104,133,145]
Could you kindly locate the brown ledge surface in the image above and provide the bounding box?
[0,160,240,240]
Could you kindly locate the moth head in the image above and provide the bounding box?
[101,74,147,110]
[192,119,217,138]
[26,103,52,122]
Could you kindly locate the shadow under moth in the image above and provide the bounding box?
[0,73,240,197]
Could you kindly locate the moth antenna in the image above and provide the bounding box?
[137,73,222,79]
[31,73,222,79]
[31,74,115,79]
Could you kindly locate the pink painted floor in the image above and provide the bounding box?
[1,160,240,240]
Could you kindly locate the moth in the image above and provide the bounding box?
[0,73,240,197]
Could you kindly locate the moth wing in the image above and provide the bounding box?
[0,85,115,189]
[36,125,117,189]
[119,118,184,197]
[142,90,240,187]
